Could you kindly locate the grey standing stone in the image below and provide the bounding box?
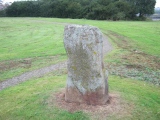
[64,25,109,105]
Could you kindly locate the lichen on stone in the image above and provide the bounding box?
[64,24,109,105]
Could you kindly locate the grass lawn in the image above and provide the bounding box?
[0,18,66,61]
[0,71,159,120]
[0,18,160,119]
[0,18,67,82]
[29,18,160,56]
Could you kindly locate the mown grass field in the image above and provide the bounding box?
[0,18,160,120]
[0,18,67,82]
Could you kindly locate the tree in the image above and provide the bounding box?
[6,1,40,17]
[66,2,82,18]
[5,0,156,20]
[129,0,156,18]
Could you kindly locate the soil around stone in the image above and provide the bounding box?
[0,34,112,91]
[48,89,133,120]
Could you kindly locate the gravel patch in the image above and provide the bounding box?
[103,34,112,55]
[0,62,67,90]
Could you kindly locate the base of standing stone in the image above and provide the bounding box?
[65,87,109,105]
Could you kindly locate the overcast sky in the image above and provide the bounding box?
[155,0,160,7]
[2,0,160,8]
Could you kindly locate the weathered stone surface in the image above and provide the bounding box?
[64,25,109,105]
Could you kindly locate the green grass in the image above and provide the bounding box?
[0,73,89,120]
[103,29,160,85]
[0,18,67,81]
[0,18,159,119]
[0,18,159,82]
[0,72,159,120]
[1,18,159,61]
[0,18,66,61]
[0,55,66,82]
[110,76,160,119]
[29,18,160,56]
[100,21,160,56]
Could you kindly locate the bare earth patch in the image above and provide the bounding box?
[0,58,32,71]
[105,31,160,85]
[48,89,133,120]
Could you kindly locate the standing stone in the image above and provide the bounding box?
[64,25,109,105]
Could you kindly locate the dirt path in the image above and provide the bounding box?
[103,34,112,55]
[0,34,112,91]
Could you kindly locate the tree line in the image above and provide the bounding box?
[1,0,156,20]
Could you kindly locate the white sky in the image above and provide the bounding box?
[155,0,160,7]
[2,0,160,8]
